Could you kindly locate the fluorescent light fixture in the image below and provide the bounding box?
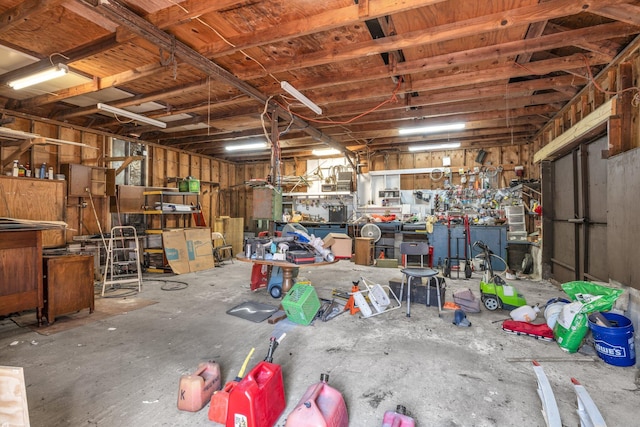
[281,81,322,115]
[399,122,465,136]
[312,148,341,156]
[408,142,461,152]
[225,141,268,151]
[8,64,69,90]
[96,103,167,128]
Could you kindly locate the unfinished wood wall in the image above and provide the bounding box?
[0,115,238,245]
[532,50,640,158]
[235,143,534,227]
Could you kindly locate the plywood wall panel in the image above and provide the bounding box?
[58,128,82,165]
[166,150,178,180]
[179,152,190,178]
[211,160,220,183]
[501,146,520,168]
[0,176,66,247]
[201,158,211,182]
[190,155,201,178]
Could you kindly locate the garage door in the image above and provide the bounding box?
[548,135,608,283]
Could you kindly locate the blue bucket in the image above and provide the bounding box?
[588,312,636,367]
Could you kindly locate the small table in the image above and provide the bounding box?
[236,254,337,294]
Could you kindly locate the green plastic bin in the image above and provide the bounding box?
[282,283,321,325]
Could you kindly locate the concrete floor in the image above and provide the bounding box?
[1,260,638,427]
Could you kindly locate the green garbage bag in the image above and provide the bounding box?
[553,281,623,353]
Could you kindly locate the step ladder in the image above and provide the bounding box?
[101,226,143,296]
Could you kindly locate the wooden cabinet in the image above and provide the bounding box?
[354,237,374,266]
[60,163,115,197]
[43,255,94,324]
[0,230,43,325]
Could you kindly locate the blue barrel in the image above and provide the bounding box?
[588,312,636,367]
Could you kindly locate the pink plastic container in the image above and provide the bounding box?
[285,373,348,427]
[382,405,415,427]
[177,361,222,412]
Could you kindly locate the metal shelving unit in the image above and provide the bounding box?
[142,190,200,272]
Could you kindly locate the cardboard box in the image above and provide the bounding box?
[322,233,352,258]
[162,228,214,274]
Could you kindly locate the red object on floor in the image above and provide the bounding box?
[208,380,238,423]
[502,320,554,341]
[226,361,285,427]
[250,263,270,291]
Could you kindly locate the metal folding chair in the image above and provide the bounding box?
[399,241,441,317]
[212,232,234,265]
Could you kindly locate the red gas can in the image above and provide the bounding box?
[284,373,348,427]
[381,405,415,427]
[226,361,285,427]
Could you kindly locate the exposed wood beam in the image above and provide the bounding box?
[0,0,66,34]
[313,75,581,107]
[201,0,447,57]
[590,3,640,26]
[55,78,210,120]
[0,34,118,85]
[246,22,630,88]
[17,62,167,109]
[517,21,548,64]
[533,98,614,162]
[236,0,632,78]
[544,23,622,59]
[148,1,255,29]
[84,0,354,165]
[2,138,39,169]
[104,155,144,175]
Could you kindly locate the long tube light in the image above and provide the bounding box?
[281,81,322,115]
[96,103,167,128]
[225,141,268,151]
[8,64,69,90]
[408,142,461,152]
[312,148,341,156]
[399,122,465,136]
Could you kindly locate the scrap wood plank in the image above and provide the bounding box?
[0,366,30,427]
[268,310,287,324]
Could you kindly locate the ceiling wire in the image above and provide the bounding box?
[281,78,403,125]
[580,54,640,106]
[167,0,280,85]
[165,0,404,130]
[48,52,70,66]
